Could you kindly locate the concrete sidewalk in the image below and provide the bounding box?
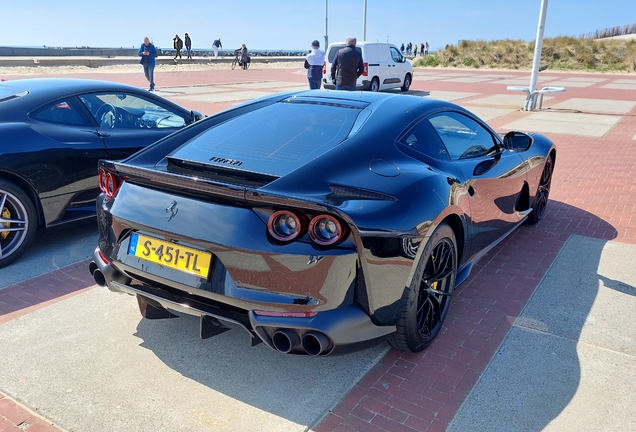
[1,66,636,431]
[449,236,636,431]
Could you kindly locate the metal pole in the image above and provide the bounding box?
[324,0,328,49]
[362,0,367,41]
[527,0,549,110]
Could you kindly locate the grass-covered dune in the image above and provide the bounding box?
[414,37,636,72]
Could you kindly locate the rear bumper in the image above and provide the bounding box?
[91,247,395,356]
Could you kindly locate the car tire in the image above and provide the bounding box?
[526,152,554,225]
[370,77,380,92]
[0,179,38,268]
[401,73,412,92]
[389,222,457,352]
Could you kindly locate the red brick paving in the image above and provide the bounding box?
[0,394,62,432]
[1,64,635,431]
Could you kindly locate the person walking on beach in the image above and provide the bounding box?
[425,41,429,55]
[413,44,418,56]
[304,39,325,89]
[330,37,363,91]
[212,38,222,58]
[173,34,183,59]
[184,33,192,59]
[239,43,249,70]
[138,37,157,91]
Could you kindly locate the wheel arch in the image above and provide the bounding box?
[0,170,45,231]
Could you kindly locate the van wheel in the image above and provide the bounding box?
[401,74,412,92]
[370,78,380,92]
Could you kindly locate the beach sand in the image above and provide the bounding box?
[0,60,303,77]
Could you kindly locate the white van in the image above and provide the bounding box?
[322,42,413,92]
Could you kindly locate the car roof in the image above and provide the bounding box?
[0,78,141,94]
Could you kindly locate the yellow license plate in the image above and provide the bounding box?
[128,233,211,278]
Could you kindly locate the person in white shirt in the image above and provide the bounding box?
[304,40,325,89]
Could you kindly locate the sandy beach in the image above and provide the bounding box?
[0,60,304,77]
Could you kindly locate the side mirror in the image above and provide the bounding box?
[503,131,533,151]
[190,110,205,123]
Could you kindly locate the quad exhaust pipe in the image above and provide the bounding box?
[271,329,332,355]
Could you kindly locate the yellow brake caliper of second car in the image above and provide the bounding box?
[1,207,10,240]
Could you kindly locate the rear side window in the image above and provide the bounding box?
[33,100,86,126]
[398,119,449,160]
[327,45,362,63]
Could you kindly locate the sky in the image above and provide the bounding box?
[2,0,635,52]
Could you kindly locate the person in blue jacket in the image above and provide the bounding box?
[138,37,157,91]
[304,40,325,89]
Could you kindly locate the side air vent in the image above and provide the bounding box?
[328,184,397,202]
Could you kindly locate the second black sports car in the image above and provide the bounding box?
[0,78,203,267]
[90,90,555,355]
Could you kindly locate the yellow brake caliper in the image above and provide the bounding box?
[1,207,10,240]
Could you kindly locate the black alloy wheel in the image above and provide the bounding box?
[390,222,457,352]
[0,179,37,268]
[526,153,554,224]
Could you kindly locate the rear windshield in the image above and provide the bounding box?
[169,99,362,169]
[0,85,28,103]
[327,45,362,63]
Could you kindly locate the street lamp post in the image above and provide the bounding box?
[324,0,328,49]
[527,0,549,110]
[362,0,368,41]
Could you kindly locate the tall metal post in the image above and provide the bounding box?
[362,0,368,41]
[324,0,328,49]
[527,0,549,110]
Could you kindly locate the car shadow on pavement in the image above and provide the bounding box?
[0,219,97,290]
[446,201,636,431]
[127,200,629,430]
[132,314,387,428]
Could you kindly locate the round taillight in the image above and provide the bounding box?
[309,215,345,246]
[105,172,117,199]
[99,168,120,200]
[268,210,303,242]
[98,169,107,194]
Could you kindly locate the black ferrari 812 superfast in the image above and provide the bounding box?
[90,90,555,356]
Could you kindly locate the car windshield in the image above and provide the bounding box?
[169,99,362,171]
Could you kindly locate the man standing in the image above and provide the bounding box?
[330,37,364,91]
[138,37,157,91]
[304,40,325,89]
[184,33,192,59]
[173,34,183,59]
[212,38,222,59]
